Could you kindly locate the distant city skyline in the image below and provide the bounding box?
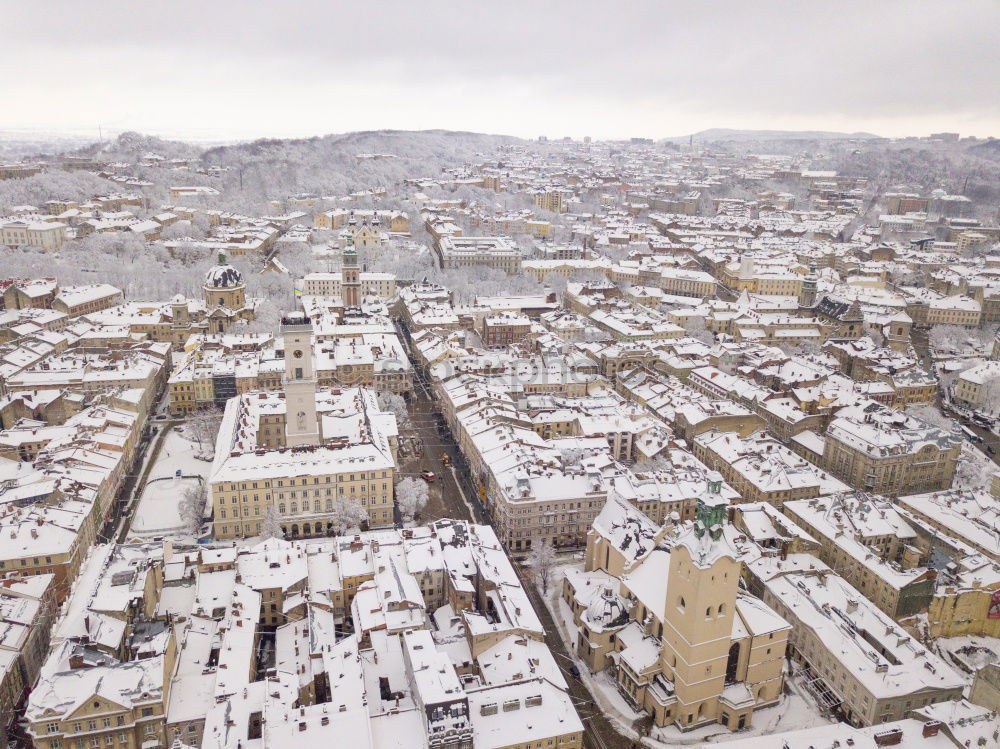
[2,0,998,142]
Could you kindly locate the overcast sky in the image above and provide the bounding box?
[2,0,997,142]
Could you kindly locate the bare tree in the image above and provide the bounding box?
[329,498,368,536]
[684,316,714,344]
[559,448,585,469]
[928,325,968,354]
[864,325,885,348]
[178,483,206,536]
[632,455,671,473]
[906,404,954,431]
[378,391,410,429]
[527,541,558,594]
[396,477,429,523]
[260,503,284,540]
[953,445,995,490]
[188,408,224,457]
[241,298,282,334]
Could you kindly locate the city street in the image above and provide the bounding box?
[910,326,1000,466]
[517,570,640,749]
[403,376,483,525]
[394,316,488,526]
[394,316,635,749]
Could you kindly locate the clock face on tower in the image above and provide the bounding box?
[293,349,303,359]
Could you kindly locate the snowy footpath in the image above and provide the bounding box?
[130,427,211,539]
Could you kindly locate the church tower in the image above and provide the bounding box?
[203,251,247,312]
[342,233,361,308]
[281,312,320,447]
[799,261,818,309]
[659,475,741,730]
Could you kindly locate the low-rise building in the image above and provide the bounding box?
[436,236,522,273]
[481,312,531,347]
[821,407,961,496]
[952,360,1000,413]
[0,220,67,251]
[758,562,965,727]
[896,488,1000,563]
[783,495,933,619]
[692,430,848,507]
[52,284,124,317]
[300,271,397,300]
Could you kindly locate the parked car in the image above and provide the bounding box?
[420,471,436,482]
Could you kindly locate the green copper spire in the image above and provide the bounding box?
[694,471,727,540]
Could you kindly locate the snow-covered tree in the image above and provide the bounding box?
[178,483,206,536]
[559,448,585,469]
[953,444,995,490]
[906,404,954,431]
[260,503,284,540]
[580,326,610,343]
[241,298,282,335]
[982,375,1000,416]
[864,325,885,348]
[939,360,976,396]
[0,169,121,215]
[188,409,224,457]
[928,325,968,354]
[684,316,714,345]
[632,455,671,473]
[160,221,206,241]
[396,477,429,523]
[377,392,410,429]
[891,268,926,287]
[526,541,558,593]
[329,498,368,536]
[191,212,211,234]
